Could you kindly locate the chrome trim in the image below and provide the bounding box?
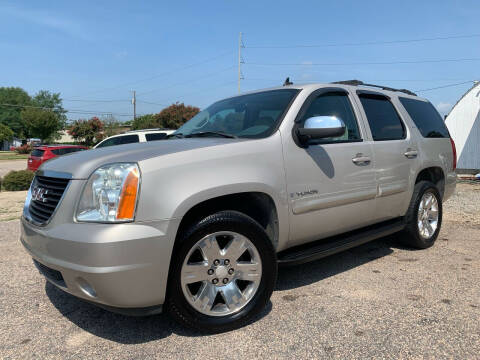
[35,169,73,179]
[23,178,72,227]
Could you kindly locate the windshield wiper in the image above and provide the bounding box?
[186,131,237,139]
[167,133,184,138]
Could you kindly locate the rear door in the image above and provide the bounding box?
[354,92,418,221]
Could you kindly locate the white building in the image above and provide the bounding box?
[445,81,480,171]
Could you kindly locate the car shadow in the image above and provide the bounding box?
[45,233,410,343]
[45,282,272,343]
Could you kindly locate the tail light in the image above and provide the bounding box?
[450,138,457,171]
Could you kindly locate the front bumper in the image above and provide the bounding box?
[20,216,180,312]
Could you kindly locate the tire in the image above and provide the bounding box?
[402,180,442,249]
[166,211,277,333]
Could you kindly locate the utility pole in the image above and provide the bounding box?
[131,90,136,120]
[238,32,244,93]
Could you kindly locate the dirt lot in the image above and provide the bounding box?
[0,183,479,359]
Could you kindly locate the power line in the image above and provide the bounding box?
[245,34,480,49]
[70,50,235,98]
[415,81,474,92]
[245,57,480,67]
[137,65,236,96]
[63,98,129,102]
[0,103,132,117]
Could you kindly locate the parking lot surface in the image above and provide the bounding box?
[0,184,479,359]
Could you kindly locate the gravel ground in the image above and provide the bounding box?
[0,184,479,359]
[0,191,26,222]
[0,159,27,178]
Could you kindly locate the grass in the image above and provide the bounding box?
[0,151,29,160]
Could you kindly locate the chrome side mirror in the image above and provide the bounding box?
[297,116,346,141]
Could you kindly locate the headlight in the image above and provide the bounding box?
[76,163,140,223]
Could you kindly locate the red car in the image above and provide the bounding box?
[27,145,89,172]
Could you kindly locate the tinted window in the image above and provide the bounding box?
[96,135,139,148]
[359,95,405,141]
[301,92,361,143]
[51,149,63,155]
[68,147,85,153]
[31,149,45,157]
[175,89,299,138]
[399,97,449,138]
[145,133,167,141]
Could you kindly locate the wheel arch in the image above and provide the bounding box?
[414,166,445,198]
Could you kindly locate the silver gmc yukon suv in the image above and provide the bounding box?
[21,80,457,332]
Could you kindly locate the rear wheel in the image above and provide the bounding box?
[167,211,277,333]
[403,181,442,249]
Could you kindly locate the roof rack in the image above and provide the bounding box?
[332,79,417,96]
[125,128,173,133]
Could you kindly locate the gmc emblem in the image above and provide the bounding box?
[32,187,48,203]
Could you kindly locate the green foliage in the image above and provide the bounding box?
[21,108,64,142]
[0,87,32,137]
[0,123,14,143]
[131,103,200,130]
[154,103,200,129]
[68,117,105,146]
[131,114,157,130]
[2,170,35,191]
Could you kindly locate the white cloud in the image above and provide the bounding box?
[0,4,89,40]
[436,102,453,115]
[115,50,128,59]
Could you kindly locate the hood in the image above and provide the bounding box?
[38,138,246,179]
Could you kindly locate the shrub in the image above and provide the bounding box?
[14,144,33,154]
[2,170,34,191]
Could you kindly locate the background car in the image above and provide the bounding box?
[94,128,175,148]
[27,145,88,172]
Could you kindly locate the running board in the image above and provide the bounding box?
[277,218,405,266]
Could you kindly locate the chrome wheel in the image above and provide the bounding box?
[180,231,262,317]
[417,192,439,239]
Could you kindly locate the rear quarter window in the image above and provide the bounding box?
[31,149,45,157]
[399,97,449,138]
[145,133,167,141]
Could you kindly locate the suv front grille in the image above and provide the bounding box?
[29,176,69,225]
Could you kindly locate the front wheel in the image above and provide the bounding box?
[402,180,443,249]
[167,211,277,333]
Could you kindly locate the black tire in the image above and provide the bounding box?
[402,180,442,249]
[166,210,277,333]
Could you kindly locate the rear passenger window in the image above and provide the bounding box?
[145,133,167,141]
[300,92,361,143]
[399,98,449,138]
[119,135,139,144]
[359,95,405,141]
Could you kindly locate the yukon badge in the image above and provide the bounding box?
[32,186,48,203]
[290,189,319,198]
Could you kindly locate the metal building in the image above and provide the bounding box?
[445,81,480,171]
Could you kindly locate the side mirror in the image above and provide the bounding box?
[297,116,346,141]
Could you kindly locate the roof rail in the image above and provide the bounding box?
[125,128,173,133]
[332,79,417,96]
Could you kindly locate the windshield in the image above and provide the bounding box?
[174,89,299,139]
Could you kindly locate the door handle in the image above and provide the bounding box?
[404,149,418,159]
[352,154,371,166]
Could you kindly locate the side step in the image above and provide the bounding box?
[277,218,405,266]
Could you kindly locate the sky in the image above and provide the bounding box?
[1,0,479,121]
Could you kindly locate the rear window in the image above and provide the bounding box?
[359,95,405,141]
[31,149,45,157]
[145,133,167,141]
[399,98,449,138]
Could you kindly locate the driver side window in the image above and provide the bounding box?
[301,92,361,143]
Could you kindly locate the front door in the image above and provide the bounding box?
[282,88,377,247]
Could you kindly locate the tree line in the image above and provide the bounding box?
[0,86,200,147]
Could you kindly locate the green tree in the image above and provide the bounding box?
[32,90,67,121]
[0,123,14,143]
[0,87,31,137]
[131,114,156,130]
[21,108,64,143]
[154,103,200,129]
[68,117,104,146]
